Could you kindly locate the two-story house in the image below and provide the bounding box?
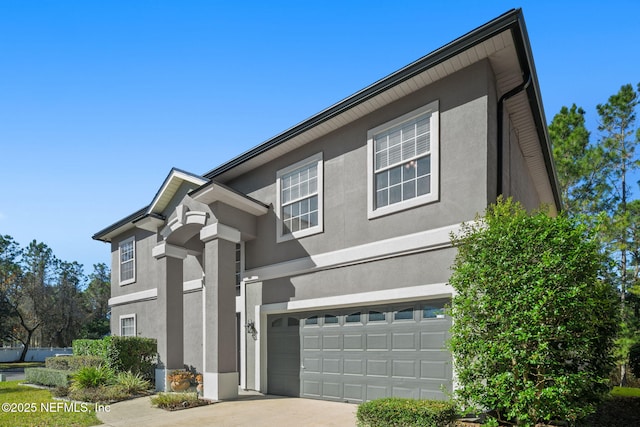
[93,8,560,403]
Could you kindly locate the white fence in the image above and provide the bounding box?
[0,347,72,362]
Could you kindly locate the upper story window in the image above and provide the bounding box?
[119,236,135,285]
[367,101,440,219]
[276,153,324,242]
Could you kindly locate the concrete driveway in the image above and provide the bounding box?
[96,392,358,427]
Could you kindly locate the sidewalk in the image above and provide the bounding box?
[96,391,358,427]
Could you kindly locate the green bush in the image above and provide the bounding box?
[356,398,457,427]
[24,368,72,388]
[449,198,619,426]
[45,355,104,371]
[73,338,109,358]
[70,366,114,391]
[114,371,151,395]
[106,336,157,379]
[72,336,157,379]
[68,385,131,404]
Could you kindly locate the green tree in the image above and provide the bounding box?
[597,83,640,385]
[0,235,22,346]
[80,263,111,339]
[43,261,86,347]
[449,198,618,426]
[548,104,604,215]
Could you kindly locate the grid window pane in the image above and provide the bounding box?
[121,317,135,337]
[373,113,432,209]
[281,159,319,236]
[120,239,134,283]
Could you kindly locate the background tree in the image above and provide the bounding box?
[80,263,111,339]
[42,261,86,347]
[596,83,640,385]
[550,83,640,387]
[0,235,22,346]
[449,198,619,426]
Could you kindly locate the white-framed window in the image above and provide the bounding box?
[235,242,244,297]
[119,236,136,285]
[276,152,324,242]
[367,101,440,219]
[119,314,136,337]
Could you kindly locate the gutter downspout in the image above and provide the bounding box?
[497,72,531,198]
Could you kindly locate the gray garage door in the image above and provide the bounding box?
[267,299,452,403]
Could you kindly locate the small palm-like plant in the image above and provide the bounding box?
[115,371,151,394]
[70,365,114,391]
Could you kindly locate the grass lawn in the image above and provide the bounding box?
[0,380,101,427]
[0,362,45,370]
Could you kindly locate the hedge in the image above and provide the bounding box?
[356,398,457,427]
[24,368,72,388]
[45,355,104,371]
[73,338,109,358]
[72,336,157,379]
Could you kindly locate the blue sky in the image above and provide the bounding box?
[1,1,639,278]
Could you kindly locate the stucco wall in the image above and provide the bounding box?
[227,60,494,271]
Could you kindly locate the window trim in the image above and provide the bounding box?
[119,314,136,337]
[118,236,136,286]
[367,101,440,219]
[275,152,324,242]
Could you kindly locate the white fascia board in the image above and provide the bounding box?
[148,170,207,215]
[192,183,268,216]
[109,288,158,307]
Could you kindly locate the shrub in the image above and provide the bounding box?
[449,198,619,426]
[73,338,109,358]
[68,385,130,404]
[115,371,151,395]
[45,355,104,371]
[150,392,209,411]
[72,336,157,379]
[106,336,157,379]
[70,366,114,391]
[51,386,69,397]
[356,398,457,427]
[24,368,72,388]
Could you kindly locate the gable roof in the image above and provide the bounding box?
[94,8,561,242]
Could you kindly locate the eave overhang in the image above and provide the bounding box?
[190,180,269,217]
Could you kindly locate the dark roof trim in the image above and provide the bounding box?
[203,8,523,180]
[92,206,150,242]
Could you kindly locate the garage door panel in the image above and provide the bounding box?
[392,332,417,350]
[420,360,449,380]
[323,334,341,350]
[366,333,389,350]
[323,358,341,374]
[344,383,363,401]
[420,331,447,349]
[303,335,321,350]
[322,381,342,399]
[343,334,364,350]
[302,379,321,396]
[344,358,364,375]
[392,359,416,378]
[392,386,418,399]
[366,385,388,401]
[366,359,388,376]
[303,357,321,373]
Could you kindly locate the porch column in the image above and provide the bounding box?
[200,223,241,400]
[152,242,187,391]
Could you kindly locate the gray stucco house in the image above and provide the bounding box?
[93,9,560,403]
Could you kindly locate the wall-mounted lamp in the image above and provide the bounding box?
[246,320,258,340]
